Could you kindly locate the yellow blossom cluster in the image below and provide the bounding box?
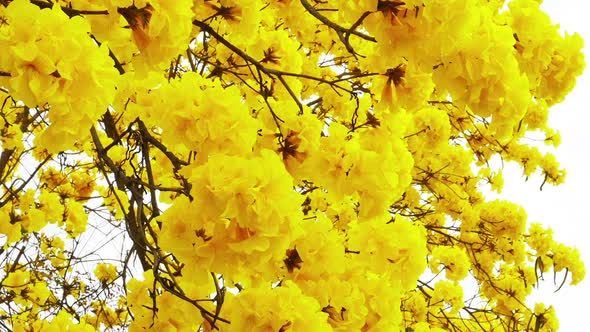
[158,150,304,286]
[94,263,118,284]
[0,0,118,152]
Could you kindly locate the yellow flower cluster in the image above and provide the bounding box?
[159,150,303,286]
[94,263,118,284]
[0,0,118,152]
[303,121,414,219]
[431,280,464,314]
[11,311,96,332]
[348,215,428,291]
[103,0,194,72]
[508,0,585,106]
[126,272,204,331]
[429,246,470,281]
[128,72,259,162]
[223,281,332,332]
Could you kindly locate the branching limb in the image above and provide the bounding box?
[299,0,376,56]
[28,0,109,17]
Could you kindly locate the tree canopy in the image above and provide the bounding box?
[0,0,586,331]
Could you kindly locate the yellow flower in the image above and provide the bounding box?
[0,0,118,153]
[64,200,88,237]
[552,243,585,285]
[94,263,118,284]
[429,246,470,281]
[478,200,527,239]
[224,281,331,331]
[3,270,29,289]
[118,0,194,71]
[527,223,554,256]
[431,280,464,314]
[348,215,427,291]
[0,209,22,244]
[409,106,451,149]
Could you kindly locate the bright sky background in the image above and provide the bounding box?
[495,1,590,330]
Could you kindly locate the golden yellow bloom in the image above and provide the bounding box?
[94,263,118,284]
[429,246,470,281]
[224,281,331,332]
[0,0,118,153]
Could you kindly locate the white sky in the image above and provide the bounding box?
[497,0,590,330]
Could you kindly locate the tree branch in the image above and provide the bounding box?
[299,0,376,56]
[29,0,109,17]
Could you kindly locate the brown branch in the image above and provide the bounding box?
[0,154,52,208]
[29,0,109,17]
[90,35,125,75]
[192,19,377,96]
[137,120,160,220]
[0,149,14,183]
[90,126,150,271]
[140,128,189,170]
[299,0,377,43]
[299,0,376,56]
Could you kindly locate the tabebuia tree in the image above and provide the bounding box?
[0,0,585,330]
